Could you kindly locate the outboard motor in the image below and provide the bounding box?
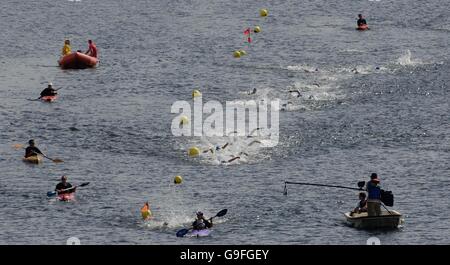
[380,189,394,206]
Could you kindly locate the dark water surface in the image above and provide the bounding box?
[0,0,449,244]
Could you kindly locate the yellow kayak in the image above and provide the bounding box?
[22,155,43,164]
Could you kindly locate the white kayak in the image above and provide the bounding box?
[186,229,211,237]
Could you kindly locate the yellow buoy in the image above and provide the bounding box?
[260,9,268,17]
[188,147,200,157]
[174,175,183,184]
[239,50,247,56]
[254,26,261,33]
[233,50,241,58]
[179,115,189,125]
[192,89,202,98]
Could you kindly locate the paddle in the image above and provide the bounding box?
[47,182,90,197]
[13,144,64,163]
[40,153,64,163]
[176,209,228,238]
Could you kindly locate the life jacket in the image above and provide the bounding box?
[193,219,206,230]
[367,180,381,200]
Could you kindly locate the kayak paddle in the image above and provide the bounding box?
[12,143,24,150]
[41,153,64,163]
[47,182,90,197]
[176,209,227,237]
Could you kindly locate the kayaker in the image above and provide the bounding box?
[357,14,367,26]
[366,173,381,216]
[40,83,57,98]
[24,139,44,158]
[85,40,98,58]
[192,211,213,230]
[61,40,71,56]
[351,192,368,215]
[55,175,76,195]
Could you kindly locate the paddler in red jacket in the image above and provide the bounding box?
[85,40,98,58]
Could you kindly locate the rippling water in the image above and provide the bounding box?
[0,0,449,244]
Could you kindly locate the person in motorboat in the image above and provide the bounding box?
[40,83,57,98]
[192,211,213,230]
[85,39,98,58]
[366,173,381,216]
[61,40,71,56]
[55,175,76,195]
[351,192,368,216]
[24,139,44,158]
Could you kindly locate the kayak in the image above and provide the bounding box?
[58,52,98,69]
[22,155,42,164]
[57,192,75,201]
[344,210,403,229]
[41,95,57,102]
[187,229,211,237]
[356,24,369,31]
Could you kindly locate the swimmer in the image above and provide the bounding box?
[203,143,229,154]
[222,156,241,163]
[247,140,262,147]
[289,89,302,97]
[247,88,257,95]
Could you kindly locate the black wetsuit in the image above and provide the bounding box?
[192,218,212,230]
[357,18,367,26]
[40,88,57,97]
[25,146,43,158]
[55,182,74,194]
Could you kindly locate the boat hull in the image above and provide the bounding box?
[22,156,42,164]
[59,52,98,69]
[345,210,403,229]
[57,193,75,201]
[356,24,369,31]
[188,229,211,237]
[41,95,57,102]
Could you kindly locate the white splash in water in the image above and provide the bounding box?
[396,50,422,66]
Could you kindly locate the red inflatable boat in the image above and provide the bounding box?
[58,52,98,69]
[356,24,369,31]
